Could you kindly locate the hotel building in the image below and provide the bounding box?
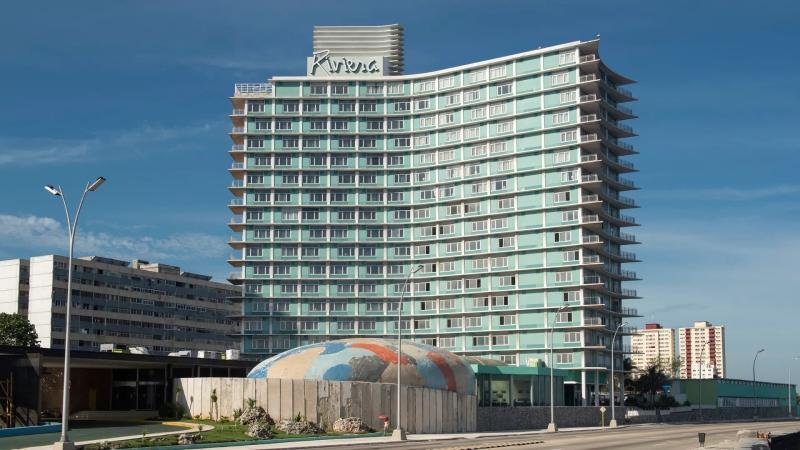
[631,323,676,377]
[679,321,726,379]
[227,25,640,404]
[0,255,239,355]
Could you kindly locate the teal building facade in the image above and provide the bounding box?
[228,31,639,405]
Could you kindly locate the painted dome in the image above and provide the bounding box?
[247,338,475,395]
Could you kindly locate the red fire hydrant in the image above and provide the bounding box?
[378,415,390,435]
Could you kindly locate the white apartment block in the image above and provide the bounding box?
[631,322,676,376]
[679,321,725,379]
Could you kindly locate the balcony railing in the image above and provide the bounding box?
[231,144,244,151]
[581,154,599,162]
[608,139,635,151]
[235,83,273,95]
[620,326,638,334]
[580,93,598,103]
[583,275,602,284]
[582,194,600,203]
[616,177,636,188]
[230,180,244,188]
[582,214,600,223]
[606,101,634,115]
[583,296,602,305]
[580,74,598,83]
[580,114,599,123]
[621,270,638,279]
[618,231,637,241]
[230,162,244,169]
[620,251,637,260]
[583,235,601,244]
[584,317,603,326]
[622,307,639,316]
[579,54,597,63]
[583,255,601,264]
[228,272,243,280]
[621,288,638,297]
[582,174,599,183]
[609,84,634,98]
[580,133,599,142]
[231,109,245,115]
[229,216,244,224]
[231,127,245,133]
[229,198,244,206]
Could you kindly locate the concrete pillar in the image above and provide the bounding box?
[581,370,588,406]
[594,370,600,406]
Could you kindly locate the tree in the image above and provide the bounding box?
[0,313,39,347]
[633,362,671,406]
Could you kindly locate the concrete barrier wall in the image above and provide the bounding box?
[626,406,790,424]
[477,406,624,431]
[175,378,476,434]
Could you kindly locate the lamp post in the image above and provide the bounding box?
[609,321,628,428]
[752,348,765,419]
[547,305,569,433]
[697,339,710,422]
[788,357,798,417]
[45,177,106,450]
[393,263,423,441]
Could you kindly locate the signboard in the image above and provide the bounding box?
[307,50,388,77]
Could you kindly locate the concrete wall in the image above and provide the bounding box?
[175,377,476,434]
[477,406,623,431]
[626,406,790,424]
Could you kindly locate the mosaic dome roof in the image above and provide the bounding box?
[247,338,475,395]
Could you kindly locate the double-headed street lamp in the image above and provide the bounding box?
[609,321,628,428]
[753,348,765,419]
[45,177,106,450]
[393,263,423,441]
[547,305,569,433]
[697,339,710,422]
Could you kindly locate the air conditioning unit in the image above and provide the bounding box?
[168,350,193,358]
[197,350,221,360]
[225,349,241,360]
[129,346,151,355]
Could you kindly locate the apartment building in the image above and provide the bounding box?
[227,25,640,405]
[679,321,726,379]
[0,255,239,355]
[631,323,676,376]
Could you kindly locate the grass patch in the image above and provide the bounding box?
[82,419,379,449]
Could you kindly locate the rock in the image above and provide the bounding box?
[238,406,274,427]
[178,433,200,445]
[246,421,273,439]
[275,419,324,435]
[332,417,372,434]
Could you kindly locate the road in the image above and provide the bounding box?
[284,420,800,450]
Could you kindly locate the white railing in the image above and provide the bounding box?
[234,83,273,95]
[231,109,245,115]
[230,162,244,169]
[581,133,599,142]
[580,93,598,102]
[231,127,245,133]
[582,174,599,183]
[580,114,599,122]
[582,214,600,223]
[580,74,598,83]
[583,276,602,284]
[582,194,599,203]
[581,154,599,162]
[231,144,244,151]
[584,317,603,326]
[583,235,601,244]
[579,54,597,63]
[583,255,601,264]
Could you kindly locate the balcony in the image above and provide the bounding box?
[231,109,245,116]
[231,127,245,134]
[582,214,600,223]
[580,114,600,123]
[620,288,638,297]
[229,198,244,206]
[581,174,599,183]
[621,270,638,279]
[579,93,599,103]
[582,255,601,264]
[581,194,600,203]
[231,144,244,152]
[230,180,244,188]
[620,326,638,334]
[583,296,603,305]
[584,317,603,326]
[580,133,599,143]
[234,83,273,96]
[581,154,600,163]
[583,234,601,244]
[583,275,602,284]
[579,54,597,63]
[622,307,640,317]
[230,162,244,169]
[579,74,598,83]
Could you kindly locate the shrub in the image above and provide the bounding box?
[233,408,243,421]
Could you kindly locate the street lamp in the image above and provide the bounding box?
[697,339,710,422]
[393,263,423,441]
[788,356,798,417]
[609,321,628,428]
[45,177,106,450]
[547,305,569,433]
[753,348,765,419]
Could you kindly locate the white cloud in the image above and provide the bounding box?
[0,213,228,262]
[0,122,218,166]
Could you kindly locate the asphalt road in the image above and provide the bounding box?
[291,420,800,450]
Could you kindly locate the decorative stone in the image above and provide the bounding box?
[238,406,273,427]
[332,417,372,434]
[275,419,324,435]
[246,421,273,439]
[177,433,200,445]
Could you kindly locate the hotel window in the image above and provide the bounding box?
[465,278,481,289]
[439,337,456,348]
[247,211,263,221]
[445,166,461,179]
[465,239,481,251]
[337,320,354,330]
[336,137,355,149]
[282,101,299,112]
[360,320,377,330]
[366,83,383,95]
[492,335,510,346]
[416,79,435,92]
[446,242,462,253]
[419,189,435,200]
[439,112,455,125]
[471,181,487,194]
[491,218,508,230]
[394,172,410,183]
[387,118,404,130]
[415,98,430,110]
[472,220,488,233]
[360,101,377,112]
[492,256,510,268]
[553,191,571,203]
[387,82,404,95]
[470,106,486,120]
[282,174,298,184]
[559,51,577,65]
[365,193,383,204]
[419,152,435,165]
[414,319,432,330]
[338,246,355,257]
[309,302,325,312]
[367,265,383,275]
[360,137,377,148]
[562,290,580,302]
[444,93,460,106]
[560,130,577,142]
[394,137,410,148]
[446,280,463,291]
[366,156,383,167]
[254,119,270,130]
[282,137,298,148]
[394,101,410,112]
[247,138,265,149]
[439,185,454,198]
[280,208,297,221]
[274,228,290,239]
[446,317,463,328]
[467,163,481,176]
[273,263,290,274]
[556,354,573,364]
[310,83,327,95]
[551,71,570,86]
[554,231,572,242]
[360,247,376,256]
[394,209,409,220]
[332,83,348,95]
[464,201,480,214]
[466,316,482,328]
[564,331,581,343]
[279,246,297,257]
[560,90,577,103]
[303,101,320,113]
[415,244,431,255]
[563,250,579,262]
[253,228,269,239]
[498,158,514,172]
[244,319,262,331]
[439,223,455,235]
[331,192,348,202]
[394,246,411,256]
[553,151,570,163]
[493,178,508,191]
[309,228,326,239]
[301,246,320,257]
[246,175,264,185]
[472,257,488,269]
[330,156,348,166]
[464,89,480,103]
[303,137,320,148]
[445,130,461,142]
[420,115,436,128]
[554,271,573,283]
[497,236,515,248]
[562,210,579,222]
[388,155,405,166]
[561,169,578,182]
[367,119,383,130]
[339,100,356,112]
[497,197,515,209]
[272,121,291,133]
[414,134,430,146]
[252,301,269,312]
[331,120,348,130]
[490,140,508,153]
[552,110,570,125]
[359,174,376,184]
[338,174,355,184]
[496,120,513,134]
[489,65,506,79]
[437,149,455,162]
[440,260,455,272]
[489,102,507,116]
[253,156,270,166]
[439,75,455,89]
[337,284,354,293]
[496,83,512,96]
[247,102,265,113]
[498,276,516,287]
[470,69,487,83]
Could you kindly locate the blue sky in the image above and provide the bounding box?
[1,0,798,385]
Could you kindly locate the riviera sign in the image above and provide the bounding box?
[307,50,387,77]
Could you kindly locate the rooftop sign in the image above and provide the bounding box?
[307,50,387,77]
